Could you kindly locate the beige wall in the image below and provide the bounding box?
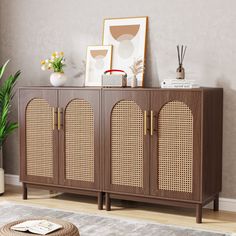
[0,0,236,198]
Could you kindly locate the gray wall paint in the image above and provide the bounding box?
[0,0,236,198]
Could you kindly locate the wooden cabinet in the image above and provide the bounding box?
[19,87,223,223]
[102,88,223,223]
[19,88,103,209]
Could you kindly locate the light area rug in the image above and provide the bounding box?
[0,201,231,236]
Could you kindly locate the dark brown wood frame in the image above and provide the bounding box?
[19,87,223,223]
[19,87,104,210]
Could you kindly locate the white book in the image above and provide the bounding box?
[161,84,200,89]
[161,79,199,88]
[11,220,62,235]
[162,79,196,84]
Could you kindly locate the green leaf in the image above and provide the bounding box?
[0,61,20,146]
[0,60,10,80]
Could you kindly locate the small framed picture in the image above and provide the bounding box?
[85,45,112,86]
[103,17,147,87]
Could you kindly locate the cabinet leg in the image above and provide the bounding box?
[98,192,103,210]
[105,193,111,211]
[196,204,202,223]
[23,183,27,200]
[214,194,219,211]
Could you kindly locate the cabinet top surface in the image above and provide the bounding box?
[18,86,223,92]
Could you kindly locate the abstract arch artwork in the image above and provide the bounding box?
[103,17,147,87]
[85,45,112,86]
[109,25,140,59]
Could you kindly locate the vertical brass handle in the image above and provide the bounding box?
[58,107,61,130]
[52,107,55,130]
[144,110,147,136]
[150,110,154,136]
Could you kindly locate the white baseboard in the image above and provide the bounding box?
[4,174,236,212]
[219,198,236,212]
[5,174,21,186]
[205,197,236,212]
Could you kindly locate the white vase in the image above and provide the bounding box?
[0,168,4,195]
[50,72,67,87]
[131,75,138,88]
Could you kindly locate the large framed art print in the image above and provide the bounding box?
[103,17,147,87]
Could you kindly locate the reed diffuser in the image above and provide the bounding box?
[176,45,187,80]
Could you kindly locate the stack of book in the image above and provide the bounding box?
[161,79,200,89]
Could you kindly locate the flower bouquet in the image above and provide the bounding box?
[41,51,67,86]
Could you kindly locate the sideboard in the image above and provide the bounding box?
[19,87,223,223]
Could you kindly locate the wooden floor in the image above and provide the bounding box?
[1,185,236,234]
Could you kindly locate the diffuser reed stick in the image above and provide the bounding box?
[177,45,187,68]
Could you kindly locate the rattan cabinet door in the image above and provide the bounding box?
[150,91,201,201]
[58,89,100,190]
[103,90,150,195]
[19,89,58,185]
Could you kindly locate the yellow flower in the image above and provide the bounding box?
[60,52,64,56]
[41,60,45,65]
[52,52,57,57]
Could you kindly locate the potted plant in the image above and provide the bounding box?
[41,51,67,86]
[0,60,20,195]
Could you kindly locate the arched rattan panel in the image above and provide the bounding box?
[158,101,193,193]
[111,100,144,188]
[65,99,94,182]
[26,98,53,177]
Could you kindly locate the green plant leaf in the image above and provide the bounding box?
[0,61,20,146]
[0,60,10,80]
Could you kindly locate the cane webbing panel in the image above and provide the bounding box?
[111,100,144,188]
[26,99,53,178]
[158,101,193,193]
[65,99,94,182]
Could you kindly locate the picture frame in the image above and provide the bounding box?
[103,16,147,87]
[85,45,112,86]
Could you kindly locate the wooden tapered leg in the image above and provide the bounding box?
[214,194,219,211]
[23,183,28,200]
[98,192,103,210]
[196,204,202,223]
[105,193,111,211]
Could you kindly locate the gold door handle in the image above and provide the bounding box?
[150,110,154,136]
[144,110,147,136]
[58,107,61,130]
[52,107,55,130]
